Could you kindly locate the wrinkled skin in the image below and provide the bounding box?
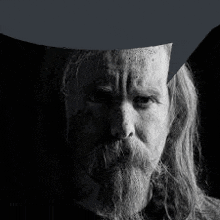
[65,45,172,219]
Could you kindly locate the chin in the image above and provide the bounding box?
[76,139,157,219]
[92,164,151,220]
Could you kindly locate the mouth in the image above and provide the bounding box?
[73,137,152,184]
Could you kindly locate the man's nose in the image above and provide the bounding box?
[110,102,135,139]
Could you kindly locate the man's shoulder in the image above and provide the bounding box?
[198,196,220,220]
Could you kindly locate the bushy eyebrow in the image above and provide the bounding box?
[95,85,161,100]
[130,87,162,98]
[96,85,113,92]
[88,86,114,98]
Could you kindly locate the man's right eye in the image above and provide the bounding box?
[87,91,112,104]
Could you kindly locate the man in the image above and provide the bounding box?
[61,44,220,220]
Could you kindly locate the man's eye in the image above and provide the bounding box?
[88,92,112,103]
[133,96,154,108]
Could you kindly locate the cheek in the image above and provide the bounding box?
[81,103,109,134]
[67,96,108,132]
[68,103,109,153]
[136,110,169,160]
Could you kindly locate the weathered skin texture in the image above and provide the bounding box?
[65,45,172,218]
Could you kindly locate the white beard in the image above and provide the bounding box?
[96,165,153,220]
[74,139,157,220]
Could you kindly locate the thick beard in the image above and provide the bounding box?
[79,139,158,220]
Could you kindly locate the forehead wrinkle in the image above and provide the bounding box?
[95,46,169,94]
[103,48,152,76]
[125,47,169,95]
[119,49,154,93]
[98,51,129,95]
[103,50,149,92]
[121,48,161,77]
[96,51,121,90]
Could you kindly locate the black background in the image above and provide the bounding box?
[1,26,220,206]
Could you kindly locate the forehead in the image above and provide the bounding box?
[78,45,171,90]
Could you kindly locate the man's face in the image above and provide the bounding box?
[66,45,171,218]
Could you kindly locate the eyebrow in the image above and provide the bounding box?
[95,85,161,99]
[95,85,114,92]
[132,87,162,98]
[97,86,113,91]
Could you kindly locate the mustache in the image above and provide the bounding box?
[81,137,155,180]
[103,139,148,168]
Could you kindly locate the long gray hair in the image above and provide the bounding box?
[61,51,206,220]
[157,63,205,220]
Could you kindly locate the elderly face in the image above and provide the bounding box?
[65,45,171,219]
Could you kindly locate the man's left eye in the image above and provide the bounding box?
[133,96,154,108]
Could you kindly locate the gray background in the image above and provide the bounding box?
[0,0,220,81]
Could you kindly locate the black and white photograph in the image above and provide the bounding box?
[1,1,220,219]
